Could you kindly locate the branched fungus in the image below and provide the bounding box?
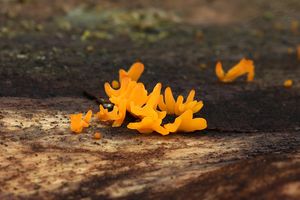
[216,58,255,83]
[70,110,92,133]
[165,110,207,133]
[119,62,144,81]
[127,83,169,135]
[158,87,203,115]
[70,61,207,135]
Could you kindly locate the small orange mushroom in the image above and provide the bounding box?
[70,110,92,133]
[95,105,120,122]
[96,100,127,127]
[164,110,207,133]
[284,79,293,88]
[127,83,169,135]
[127,114,168,135]
[119,62,144,82]
[110,82,148,111]
[158,87,203,115]
[216,58,255,83]
[129,83,162,118]
[105,77,132,98]
[94,132,102,140]
[99,77,149,127]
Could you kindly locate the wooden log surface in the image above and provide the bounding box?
[0,97,299,199]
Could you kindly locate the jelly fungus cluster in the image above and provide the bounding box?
[70,62,207,135]
[215,58,255,83]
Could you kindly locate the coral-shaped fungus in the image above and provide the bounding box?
[127,83,169,135]
[119,62,144,82]
[164,110,207,133]
[70,110,92,133]
[71,61,207,135]
[98,77,148,127]
[158,87,203,115]
[216,58,255,83]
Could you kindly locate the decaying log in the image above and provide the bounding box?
[0,97,299,199]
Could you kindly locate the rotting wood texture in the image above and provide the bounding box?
[0,98,299,199]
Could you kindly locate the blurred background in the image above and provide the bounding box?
[1,0,300,98]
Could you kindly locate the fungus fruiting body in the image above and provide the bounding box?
[70,62,207,135]
[94,132,102,140]
[119,62,144,81]
[158,87,203,115]
[284,79,293,88]
[70,110,92,133]
[127,83,170,135]
[216,58,255,83]
[164,110,207,133]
